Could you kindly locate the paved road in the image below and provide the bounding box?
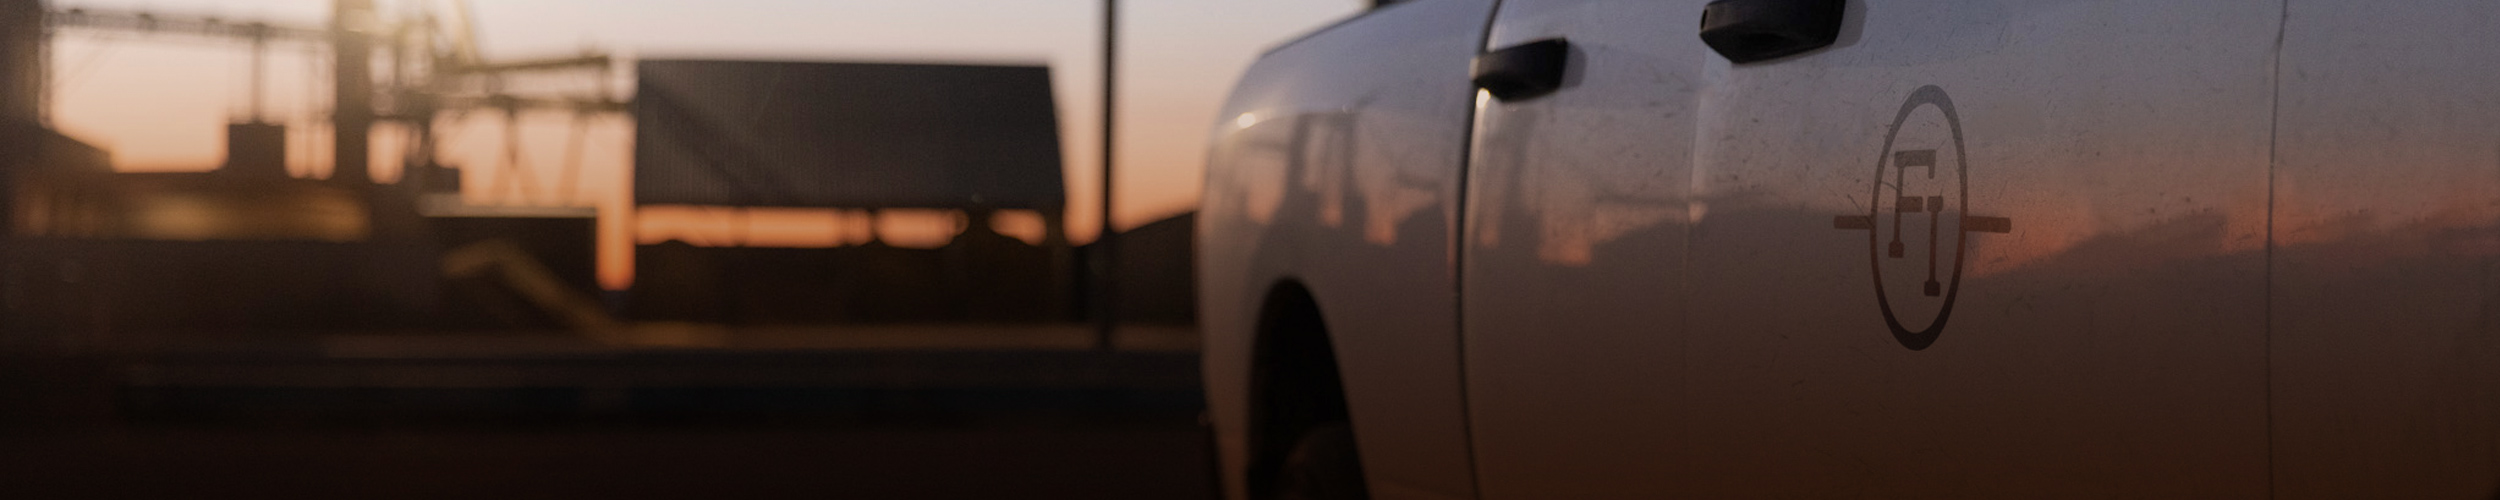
[0,330,1218,500]
[0,425,1214,499]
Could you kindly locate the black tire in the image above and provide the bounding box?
[1274,422,1368,500]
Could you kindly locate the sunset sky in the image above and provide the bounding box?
[44,0,1362,288]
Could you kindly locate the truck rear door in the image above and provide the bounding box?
[1460,0,2283,497]
[2271,1,2500,497]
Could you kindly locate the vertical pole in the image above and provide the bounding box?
[250,30,266,123]
[0,0,39,123]
[2,0,41,242]
[331,0,372,184]
[0,0,38,331]
[1092,0,1118,351]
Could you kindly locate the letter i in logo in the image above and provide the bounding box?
[1888,149,1946,297]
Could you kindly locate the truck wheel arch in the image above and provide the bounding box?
[1246,280,1363,499]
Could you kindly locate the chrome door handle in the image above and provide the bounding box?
[1472,38,1570,102]
[1700,0,1844,63]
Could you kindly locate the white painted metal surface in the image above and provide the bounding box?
[1203,0,2500,497]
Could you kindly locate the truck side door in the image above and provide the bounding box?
[1456,1,1705,497]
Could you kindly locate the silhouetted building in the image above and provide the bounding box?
[633,60,1066,214]
[628,60,1075,324]
[1109,212,1195,325]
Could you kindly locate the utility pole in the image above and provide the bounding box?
[331,0,372,184]
[248,26,267,122]
[1092,0,1118,351]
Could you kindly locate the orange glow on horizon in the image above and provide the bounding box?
[42,0,1365,291]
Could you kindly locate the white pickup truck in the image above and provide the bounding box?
[1196,0,2500,498]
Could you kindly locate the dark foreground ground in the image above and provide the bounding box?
[0,425,1211,499]
[0,327,1214,499]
